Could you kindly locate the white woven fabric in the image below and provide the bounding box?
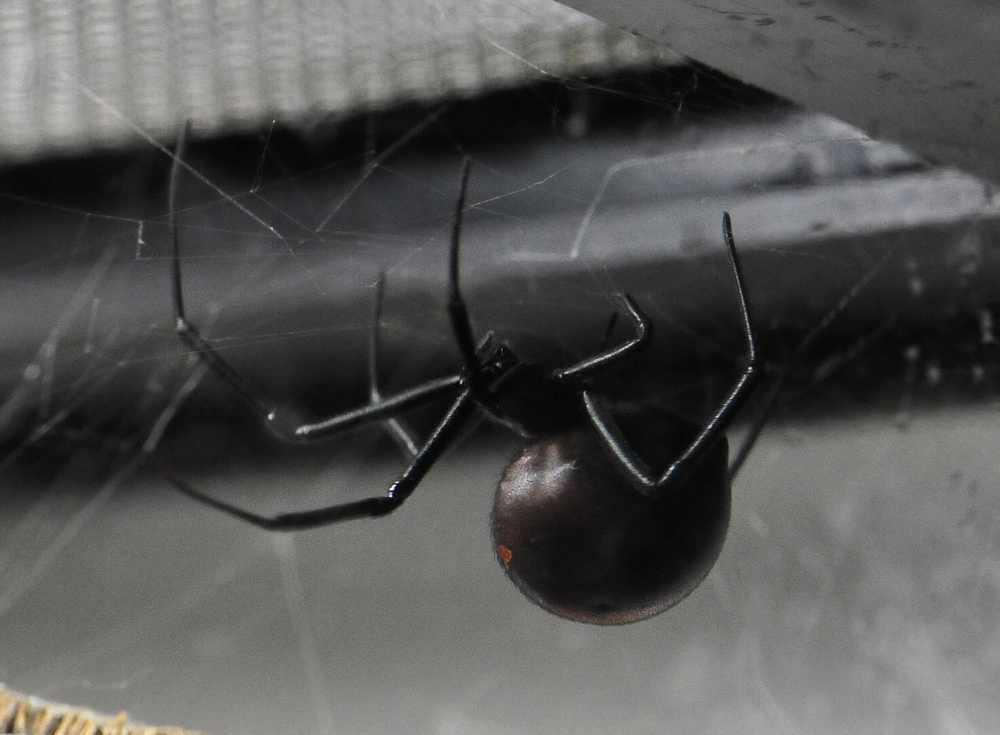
[0,0,677,161]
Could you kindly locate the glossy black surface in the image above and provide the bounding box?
[494,412,730,624]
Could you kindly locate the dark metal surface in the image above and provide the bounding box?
[562,0,1000,182]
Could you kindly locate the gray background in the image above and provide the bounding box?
[0,3,998,735]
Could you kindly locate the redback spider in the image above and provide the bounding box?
[163,128,761,625]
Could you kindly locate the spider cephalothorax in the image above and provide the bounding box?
[471,349,591,439]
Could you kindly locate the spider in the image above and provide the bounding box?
[163,131,759,625]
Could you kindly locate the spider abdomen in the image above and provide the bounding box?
[491,412,730,625]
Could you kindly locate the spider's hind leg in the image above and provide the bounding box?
[582,212,761,495]
[556,293,650,381]
[369,272,421,458]
[726,245,891,479]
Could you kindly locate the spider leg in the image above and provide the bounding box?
[164,388,478,529]
[556,293,650,380]
[727,249,890,478]
[582,212,760,496]
[169,122,287,430]
[599,311,620,351]
[445,158,491,398]
[169,124,463,445]
[369,271,421,457]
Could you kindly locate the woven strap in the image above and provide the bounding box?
[0,0,676,161]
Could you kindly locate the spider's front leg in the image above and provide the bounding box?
[169,124,463,445]
[164,127,473,528]
[445,158,490,398]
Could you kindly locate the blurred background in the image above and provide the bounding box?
[0,1,998,734]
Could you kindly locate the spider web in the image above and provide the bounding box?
[0,45,999,735]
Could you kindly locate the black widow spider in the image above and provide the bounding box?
[164,130,760,625]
